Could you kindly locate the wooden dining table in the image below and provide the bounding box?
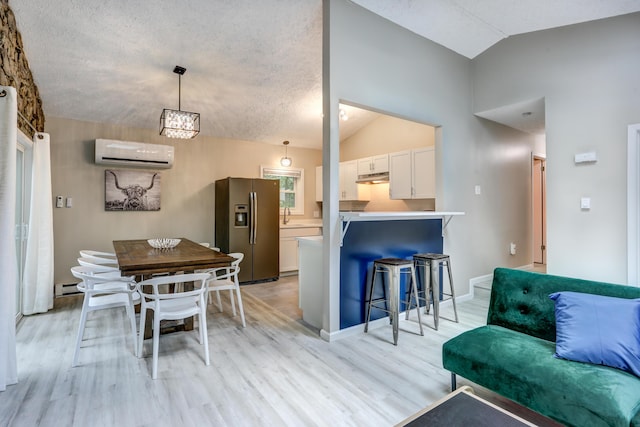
[113,238,234,339]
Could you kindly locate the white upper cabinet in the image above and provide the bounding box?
[412,147,435,199]
[341,160,367,200]
[389,150,412,199]
[315,161,370,202]
[389,147,435,199]
[357,154,389,176]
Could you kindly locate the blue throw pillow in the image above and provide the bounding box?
[549,291,640,377]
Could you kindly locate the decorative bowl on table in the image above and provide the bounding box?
[147,238,181,249]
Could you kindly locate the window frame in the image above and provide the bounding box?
[260,166,305,215]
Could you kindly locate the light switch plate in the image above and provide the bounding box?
[55,196,63,208]
[581,197,591,210]
[574,152,597,164]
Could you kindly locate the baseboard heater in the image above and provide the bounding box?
[55,282,81,297]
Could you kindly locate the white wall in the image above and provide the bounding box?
[340,114,435,160]
[322,0,536,334]
[472,13,640,283]
[47,116,321,284]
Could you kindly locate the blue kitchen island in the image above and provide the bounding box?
[339,211,464,329]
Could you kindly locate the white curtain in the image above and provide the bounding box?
[22,133,54,315]
[0,86,18,391]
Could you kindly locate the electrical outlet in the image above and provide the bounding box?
[510,242,517,255]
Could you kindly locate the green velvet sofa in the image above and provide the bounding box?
[442,267,640,427]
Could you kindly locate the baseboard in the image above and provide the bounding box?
[279,270,298,278]
[320,292,472,342]
[55,282,81,297]
[469,264,536,293]
[320,316,389,342]
[470,273,494,292]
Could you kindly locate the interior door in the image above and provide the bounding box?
[533,158,546,264]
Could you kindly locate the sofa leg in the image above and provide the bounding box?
[451,373,457,391]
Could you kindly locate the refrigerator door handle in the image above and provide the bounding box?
[253,191,258,244]
[249,191,256,245]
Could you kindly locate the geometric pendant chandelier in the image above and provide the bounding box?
[159,65,200,139]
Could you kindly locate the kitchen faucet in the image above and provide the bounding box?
[283,206,291,224]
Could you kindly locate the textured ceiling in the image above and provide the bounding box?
[10,1,640,149]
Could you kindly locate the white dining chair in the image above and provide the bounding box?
[198,242,221,251]
[77,257,120,275]
[79,249,117,259]
[70,265,139,367]
[78,250,119,268]
[204,252,246,328]
[137,273,211,379]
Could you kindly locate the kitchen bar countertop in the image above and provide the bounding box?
[339,211,464,221]
[339,211,464,246]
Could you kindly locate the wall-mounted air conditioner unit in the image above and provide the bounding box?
[95,139,174,169]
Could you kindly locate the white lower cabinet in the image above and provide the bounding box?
[298,236,323,329]
[279,227,322,274]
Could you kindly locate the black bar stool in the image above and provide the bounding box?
[364,258,424,345]
[409,253,459,330]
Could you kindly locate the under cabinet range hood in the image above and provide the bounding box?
[356,172,389,184]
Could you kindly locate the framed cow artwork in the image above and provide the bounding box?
[105,169,161,211]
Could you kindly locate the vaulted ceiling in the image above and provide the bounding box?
[11,1,640,148]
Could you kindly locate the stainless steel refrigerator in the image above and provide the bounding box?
[215,177,280,283]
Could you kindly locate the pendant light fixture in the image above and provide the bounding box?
[280,140,292,167]
[159,65,200,139]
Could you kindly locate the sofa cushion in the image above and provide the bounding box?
[550,291,640,377]
[487,268,640,342]
[443,325,640,427]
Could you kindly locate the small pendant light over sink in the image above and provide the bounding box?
[280,140,292,167]
[159,65,200,139]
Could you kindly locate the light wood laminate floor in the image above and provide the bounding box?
[2,277,558,427]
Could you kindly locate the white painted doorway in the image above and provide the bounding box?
[533,156,546,265]
[15,131,32,323]
[627,123,640,286]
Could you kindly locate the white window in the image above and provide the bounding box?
[261,166,304,215]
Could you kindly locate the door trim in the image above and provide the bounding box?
[15,130,32,324]
[531,153,546,266]
[627,123,640,286]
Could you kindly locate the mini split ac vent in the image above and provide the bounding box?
[94,139,174,169]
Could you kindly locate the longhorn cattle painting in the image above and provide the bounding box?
[105,169,161,211]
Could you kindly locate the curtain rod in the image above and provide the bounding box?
[0,88,44,139]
